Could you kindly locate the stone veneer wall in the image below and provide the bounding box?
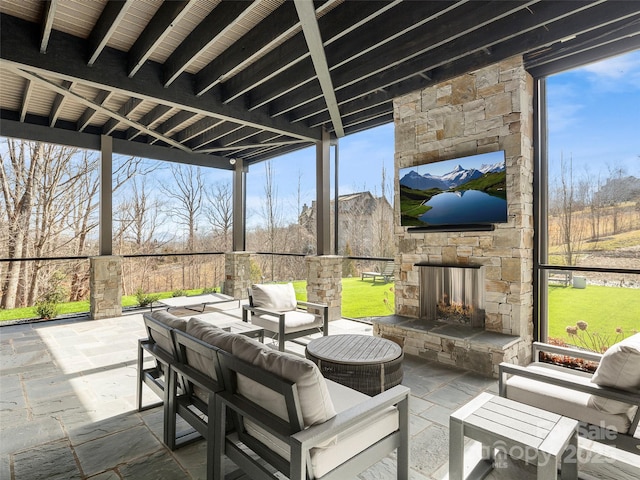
[392,56,535,368]
[224,252,252,299]
[90,256,122,320]
[306,256,342,321]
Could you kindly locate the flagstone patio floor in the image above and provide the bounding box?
[1,304,638,479]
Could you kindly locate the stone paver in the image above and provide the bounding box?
[0,310,637,480]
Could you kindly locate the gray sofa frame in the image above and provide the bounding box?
[214,348,410,480]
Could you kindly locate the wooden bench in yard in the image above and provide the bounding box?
[548,269,572,286]
[361,261,395,283]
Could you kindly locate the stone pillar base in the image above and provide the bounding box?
[306,256,342,321]
[90,256,122,320]
[224,252,252,299]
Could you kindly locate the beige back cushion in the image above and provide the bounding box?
[592,333,640,389]
[251,283,297,311]
[589,333,640,414]
[147,311,187,354]
[151,310,187,331]
[186,317,336,427]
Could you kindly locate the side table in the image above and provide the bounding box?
[305,334,403,396]
[449,392,579,480]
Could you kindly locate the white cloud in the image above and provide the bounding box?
[575,51,640,90]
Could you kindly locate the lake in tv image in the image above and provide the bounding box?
[399,151,507,227]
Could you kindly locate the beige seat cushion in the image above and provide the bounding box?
[251,283,297,311]
[252,310,321,334]
[245,379,399,479]
[506,363,634,433]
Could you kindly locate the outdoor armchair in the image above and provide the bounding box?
[499,336,640,453]
[243,283,328,351]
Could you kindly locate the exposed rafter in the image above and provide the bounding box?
[39,0,57,54]
[294,0,343,137]
[128,1,193,78]
[87,0,134,66]
[7,66,192,152]
[0,0,637,167]
[163,0,258,87]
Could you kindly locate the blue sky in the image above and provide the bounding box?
[547,50,640,177]
[243,50,639,224]
[121,50,639,227]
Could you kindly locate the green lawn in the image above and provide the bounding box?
[2,280,638,351]
[292,277,395,318]
[0,288,204,322]
[547,284,639,347]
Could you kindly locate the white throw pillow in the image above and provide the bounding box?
[251,283,297,311]
[589,333,640,415]
[592,333,640,390]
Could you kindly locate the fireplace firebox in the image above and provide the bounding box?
[418,264,485,328]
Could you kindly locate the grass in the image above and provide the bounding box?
[0,288,208,322]
[547,284,640,348]
[1,280,637,351]
[292,277,395,318]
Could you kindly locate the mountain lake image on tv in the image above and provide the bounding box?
[399,151,507,227]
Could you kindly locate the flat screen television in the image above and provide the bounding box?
[398,151,507,229]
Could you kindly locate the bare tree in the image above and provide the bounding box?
[0,140,40,308]
[161,164,204,252]
[260,161,283,281]
[204,180,233,251]
[552,154,586,266]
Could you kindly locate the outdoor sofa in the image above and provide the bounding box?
[137,310,410,480]
[499,335,640,453]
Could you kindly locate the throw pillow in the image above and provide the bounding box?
[251,283,297,311]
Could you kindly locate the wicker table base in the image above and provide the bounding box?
[305,334,403,396]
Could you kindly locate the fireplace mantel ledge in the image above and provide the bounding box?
[414,262,482,269]
[372,315,525,377]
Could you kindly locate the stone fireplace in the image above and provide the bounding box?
[419,264,485,328]
[373,56,535,377]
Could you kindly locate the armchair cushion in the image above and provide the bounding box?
[506,363,633,433]
[251,283,297,311]
[590,333,640,415]
[252,310,320,334]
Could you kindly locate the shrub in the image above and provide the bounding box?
[35,271,67,319]
[202,286,218,294]
[35,301,59,320]
[172,289,186,297]
[135,288,161,307]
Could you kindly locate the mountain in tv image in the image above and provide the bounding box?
[399,161,507,227]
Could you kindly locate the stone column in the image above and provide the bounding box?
[224,252,252,299]
[90,256,122,320]
[306,255,342,321]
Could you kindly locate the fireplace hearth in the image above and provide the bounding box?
[418,263,485,328]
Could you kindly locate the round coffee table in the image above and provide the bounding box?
[305,334,403,396]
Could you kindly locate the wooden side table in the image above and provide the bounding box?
[449,392,579,480]
[305,334,403,396]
